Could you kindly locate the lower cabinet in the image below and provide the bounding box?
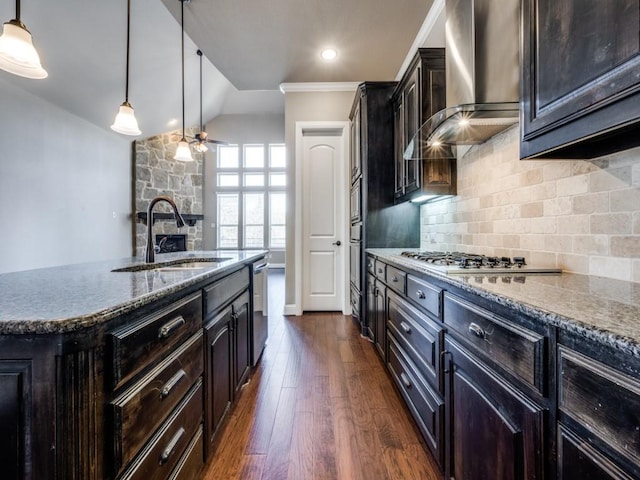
[366,275,387,359]
[556,345,640,479]
[204,305,233,451]
[443,336,546,480]
[203,268,252,457]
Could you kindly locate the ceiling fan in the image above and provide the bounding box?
[189,49,227,153]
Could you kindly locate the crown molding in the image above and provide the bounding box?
[395,0,445,81]
[279,82,361,94]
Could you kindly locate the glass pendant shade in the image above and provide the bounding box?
[0,20,47,79]
[193,142,208,153]
[111,102,141,136]
[174,139,194,162]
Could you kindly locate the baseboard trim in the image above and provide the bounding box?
[283,304,302,316]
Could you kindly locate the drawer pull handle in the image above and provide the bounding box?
[400,373,411,388]
[158,316,185,339]
[391,275,398,283]
[416,290,426,299]
[160,427,185,465]
[400,321,411,334]
[468,323,486,339]
[161,369,187,399]
[378,268,383,274]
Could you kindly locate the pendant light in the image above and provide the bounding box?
[193,49,208,153]
[174,0,193,162]
[0,0,47,79]
[111,0,141,136]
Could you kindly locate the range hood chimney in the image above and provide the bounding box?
[405,0,519,159]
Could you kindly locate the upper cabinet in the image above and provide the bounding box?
[521,0,640,159]
[393,49,456,202]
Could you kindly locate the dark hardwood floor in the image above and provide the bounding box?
[203,270,441,480]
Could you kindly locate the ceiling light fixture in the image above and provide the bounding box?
[190,49,227,153]
[193,50,208,153]
[111,0,141,136]
[174,0,193,162]
[0,0,47,79]
[321,48,337,61]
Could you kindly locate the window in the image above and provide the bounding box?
[215,143,286,249]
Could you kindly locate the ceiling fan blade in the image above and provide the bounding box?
[205,139,228,145]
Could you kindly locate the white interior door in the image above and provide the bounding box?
[301,131,345,311]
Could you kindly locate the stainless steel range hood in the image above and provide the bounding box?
[405,0,520,158]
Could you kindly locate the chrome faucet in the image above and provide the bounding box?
[146,195,186,263]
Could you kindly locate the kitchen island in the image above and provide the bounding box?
[0,250,266,480]
[367,248,640,479]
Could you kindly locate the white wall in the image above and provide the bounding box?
[282,90,355,307]
[0,77,132,273]
[204,113,285,264]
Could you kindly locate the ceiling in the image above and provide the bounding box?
[0,0,436,137]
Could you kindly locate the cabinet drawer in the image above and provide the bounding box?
[205,267,250,317]
[109,292,202,391]
[112,332,204,470]
[118,380,203,480]
[388,291,442,391]
[406,274,441,319]
[443,292,546,394]
[558,346,640,468]
[168,425,204,480]
[366,256,375,274]
[388,335,444,467]
[386,265,406,294]
[374,260,386,280]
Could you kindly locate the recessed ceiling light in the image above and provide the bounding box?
[321,48,337,61]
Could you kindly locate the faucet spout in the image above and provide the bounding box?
[145,195,186,263]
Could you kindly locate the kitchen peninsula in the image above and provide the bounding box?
[0,250,266,480]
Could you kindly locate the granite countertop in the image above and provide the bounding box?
[368,249,640,358]
[0,250,267,335]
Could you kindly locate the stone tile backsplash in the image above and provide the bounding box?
[420,126,640,283]
[134,128,204,257]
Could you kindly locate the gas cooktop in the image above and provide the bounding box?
[399,251,562,275]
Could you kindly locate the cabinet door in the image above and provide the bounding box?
[350,100,361,183]
[366,275,376,341]
[204,307,232,452]
[394,100,405,199]
[444,337,546,480]
[233,291,251,393]
[350,178,361,223]
[557,425,635,480]
[403,65,421,196]
[521,0,640,158]
[374,282,386,360]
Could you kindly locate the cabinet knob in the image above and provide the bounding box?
[161,369,187,399]
[416,290,426,299]
[391,275,398,283]
[400,321,412,334]
[468,322,486,340]
[160,427,185,464]
[158,316,186,339]
[400,373,412,389]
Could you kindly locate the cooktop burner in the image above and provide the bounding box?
[399,251,561,274]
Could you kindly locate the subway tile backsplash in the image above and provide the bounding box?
[420,126,640,282]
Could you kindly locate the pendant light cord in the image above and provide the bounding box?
[198,49,203,132]
[15,0,20,21]
[180,0,186,141]
[125,0,131,104]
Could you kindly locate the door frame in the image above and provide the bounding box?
[292,121,350,316]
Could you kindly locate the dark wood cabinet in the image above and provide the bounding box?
[349,82,420,335]
[365,272,386,358]
[556,344,640,479]
[521,0,640,159]
[232,291,251,394]
[393,48,454,202]
[204,305,232,451]
[444,336,546,480]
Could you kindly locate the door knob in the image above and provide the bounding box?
[332,241,342,246]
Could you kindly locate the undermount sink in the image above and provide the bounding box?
[112,258,232,273]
